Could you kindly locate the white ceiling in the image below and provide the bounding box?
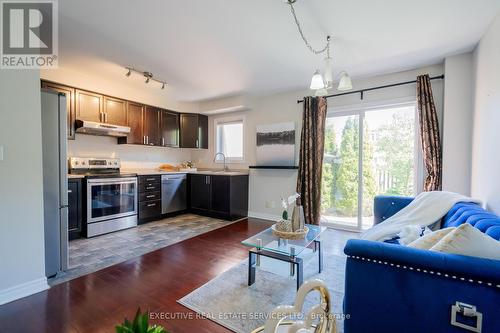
[59,0,500,101]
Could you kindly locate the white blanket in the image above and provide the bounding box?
[360,191,481,241]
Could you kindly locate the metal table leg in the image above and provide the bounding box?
[248,251,256,286]
[315,239,323,273]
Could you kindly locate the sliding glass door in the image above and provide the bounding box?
[321,103,417,230]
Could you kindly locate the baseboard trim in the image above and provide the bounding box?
[0,277,49,305]
[248,211,280,222]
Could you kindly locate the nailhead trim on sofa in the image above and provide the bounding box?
[347,255,500,289]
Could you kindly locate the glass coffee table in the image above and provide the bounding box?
[242,224,326,290]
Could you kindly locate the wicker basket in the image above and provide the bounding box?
[271,224,309,240]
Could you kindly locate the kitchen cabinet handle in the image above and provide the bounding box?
[67,189,72,193]
[147,203,156,207]
[143,136,146,144]
[207,176,210,185]
[146,195,155,199]
[146,186,155,190]
[105,113,108,123]
[146,178,155,181]
[146,136,149,145]
[196,139,199,148]
[162,137,165,146]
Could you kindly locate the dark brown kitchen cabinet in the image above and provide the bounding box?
[103,96,127,126]
[138,175,162,223]
[180,113,208,149]
[160,110,179,147]
[41,81,76,139]
[118,101,144,145]
[198,114,208,149]
[189,174,248,220]
[210,176,230,214]
[68,178,82,240]
[144,106,161,146]
[75,89,103,123]
[189,174,211,210]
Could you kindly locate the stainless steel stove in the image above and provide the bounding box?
[69,157,138,237]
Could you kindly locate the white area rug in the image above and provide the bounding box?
[178,230,347,333]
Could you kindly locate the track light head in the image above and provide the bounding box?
[125,67,167,90]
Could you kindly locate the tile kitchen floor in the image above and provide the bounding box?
[48,214,238,286]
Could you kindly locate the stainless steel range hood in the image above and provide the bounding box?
[75,120,131,137]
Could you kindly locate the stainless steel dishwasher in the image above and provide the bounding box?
[161,174,187,214]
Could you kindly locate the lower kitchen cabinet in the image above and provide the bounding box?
[138,175,162,223]
[189,174,248,220]
[68,178,83,240]
[190,174,211,210]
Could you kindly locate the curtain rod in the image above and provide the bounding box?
[297,74,445,104]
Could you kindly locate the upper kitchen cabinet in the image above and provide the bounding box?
[41,81,76,140]
[198,114,208,149]
[103,96,127,126]
[180,113,208,149]
[144,106,161,146]
[75,89,103,123]
[118,101,144,145]
[160,110,179,147]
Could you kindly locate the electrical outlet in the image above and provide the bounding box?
[0,146,3,161]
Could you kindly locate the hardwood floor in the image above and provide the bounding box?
[0,218,272,333]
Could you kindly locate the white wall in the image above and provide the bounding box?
[442,53,474,195]
[471,14,500,213]
[192,64,445,220]
[68,134,192,169]
[0,71,48,304]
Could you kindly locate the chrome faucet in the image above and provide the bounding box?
[214,152,229,171]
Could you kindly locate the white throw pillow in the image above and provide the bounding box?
[430,223,500,260]
[408,227,455,249]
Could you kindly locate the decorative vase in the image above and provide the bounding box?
[291,205,305,231]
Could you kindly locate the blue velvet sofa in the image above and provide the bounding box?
[343,195,500,333]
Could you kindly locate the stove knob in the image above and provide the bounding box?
[82,161,86,165]
[74,161,79,166]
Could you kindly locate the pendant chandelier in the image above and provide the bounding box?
[286,0,353,95]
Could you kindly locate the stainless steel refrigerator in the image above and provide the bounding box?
[41,89,69,278]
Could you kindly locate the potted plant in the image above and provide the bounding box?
[115,308,169,333]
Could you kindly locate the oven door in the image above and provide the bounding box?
[86,177,138,223]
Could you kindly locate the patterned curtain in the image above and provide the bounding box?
[416,74,442,191]
[296,96,328,225]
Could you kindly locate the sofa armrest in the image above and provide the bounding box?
[373,195,413,225]
[344,239,500,282]
[343,239,500,333]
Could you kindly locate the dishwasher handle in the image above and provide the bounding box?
[161,174,187,182]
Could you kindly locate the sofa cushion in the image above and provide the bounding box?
[431,223,500,260]
[408,227,455,249]
[486,225,500,240]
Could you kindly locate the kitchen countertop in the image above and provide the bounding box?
[68,169,249,179]
[121,169,249,176]
[68,174,85,179]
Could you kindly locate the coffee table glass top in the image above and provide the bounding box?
[241,224,326,256]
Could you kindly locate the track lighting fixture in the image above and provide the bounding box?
[124,67,167,90]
